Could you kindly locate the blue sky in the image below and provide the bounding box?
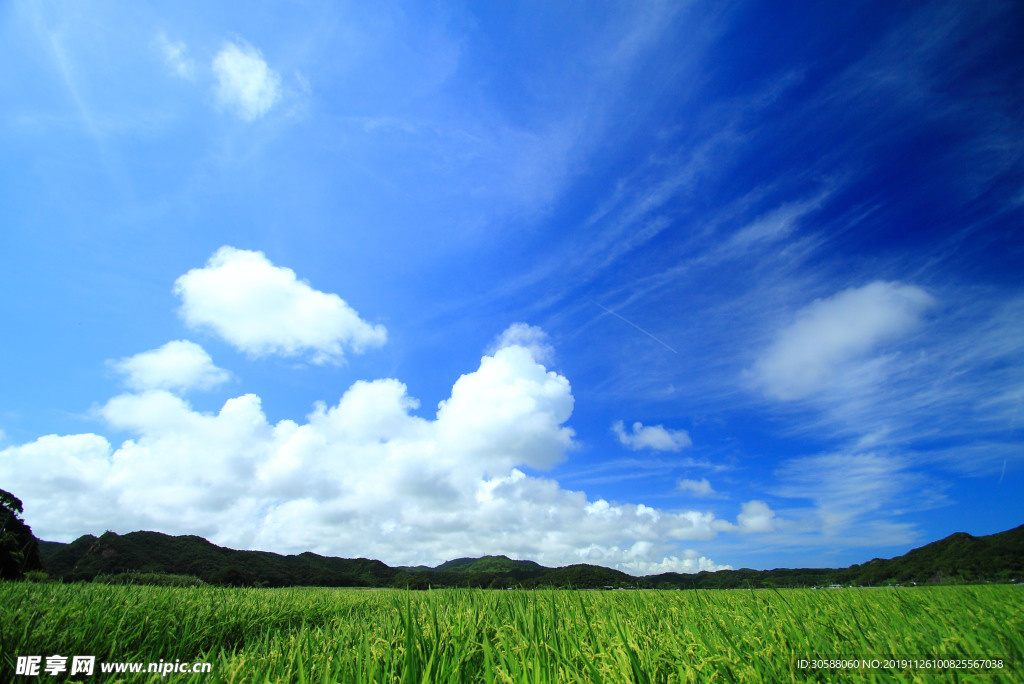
[2,0,1022,574]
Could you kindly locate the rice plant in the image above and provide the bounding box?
[1,583,1020,682]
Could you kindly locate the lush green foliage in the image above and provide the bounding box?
[0,487,42,580]
[94,572,208,587]
[2,583,1021,682]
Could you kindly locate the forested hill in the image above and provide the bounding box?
[430,555,544,576]
[36,524,1024,589]
[38,531,394,588]
[37,531,634,589]
[648,524,1024,589]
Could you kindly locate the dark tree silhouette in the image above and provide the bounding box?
[0,487,42,579]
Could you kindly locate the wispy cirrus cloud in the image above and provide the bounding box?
[155,32,194,80]
[771,449,947,548]
[751,281,937,401]
[760,288,1024,449]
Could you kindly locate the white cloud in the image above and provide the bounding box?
[0,433,116,540]
[0,334,753,574]
[772,450,945,546]
[737,500,776,533]
[488,323,555,365]
[436,345,575,474]
[613,420,692,451]
[212,41,281,121]
[677,478,714,497]
[752,281,936,400]
[155,33,194,80]
[110,340,229,393]
[174,247,386,364]
[623,549,731,575]
[722,192,829,254]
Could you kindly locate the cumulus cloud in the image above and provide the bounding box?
[110,340,229,393]
[613,420,692,451]
[0,433,117,540]
[0,335,754,574]
[752,281,936,400]
[212,41,281,121]
[436,345,575,473]
[677,477,714,497]
[174,247,386,364]
[488,323,555,365]
[737,500,776,533]
[624,549,731,575]
[155,33,195,79]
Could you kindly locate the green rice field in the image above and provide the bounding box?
[1,583,1020,682]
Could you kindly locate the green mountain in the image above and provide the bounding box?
[648,524,1024,589]
[38,530,395,587]
[534,563,635,588]
[36,532,639,589]
[434,555,544,577]
[838,524,1024,586]
[34,523,1024,590]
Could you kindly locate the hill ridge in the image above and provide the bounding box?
[37,523,1024,589]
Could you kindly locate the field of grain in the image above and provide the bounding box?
[1,583,1020,682]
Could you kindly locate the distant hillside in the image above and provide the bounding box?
[839,524,1024,586]
[39,531,395,587]
[36,531,641,589]
[649,524,1024,589]
[534,563,635,588]
[434,555,545,578]
[36,524,1024,590]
